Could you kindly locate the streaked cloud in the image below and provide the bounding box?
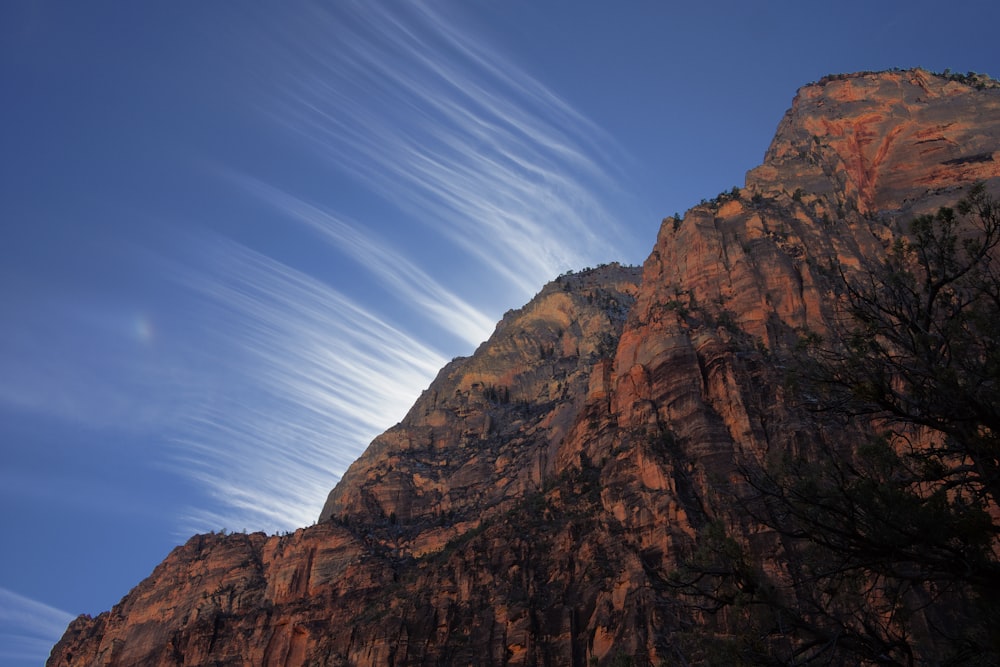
[0,587,75,664]
[228,174,497,348]
[144,4,645,533]
[1,3,643,540]
[167,4,641,532]
[258,2,636,295]
[167,237,450,532]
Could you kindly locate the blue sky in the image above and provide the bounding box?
[2,2,999,664]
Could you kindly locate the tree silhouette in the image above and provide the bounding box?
[674,184,1000,665]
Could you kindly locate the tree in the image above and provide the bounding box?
[803,183,1000,504]
[673,184,1000,665]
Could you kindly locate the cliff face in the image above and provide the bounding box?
[49,69,1000,666]
[317,264,643,545]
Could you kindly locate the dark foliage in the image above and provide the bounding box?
[673,184,1000,665]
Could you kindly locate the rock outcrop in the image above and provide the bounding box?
[49,69,1000,666]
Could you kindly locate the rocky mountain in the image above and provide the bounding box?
[49,69,1000,666]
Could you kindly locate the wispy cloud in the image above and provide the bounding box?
[257,3,636,295]
[228,174,497,348]
[0,587,75,664]
[2,3,642,539]
[168,237,450,532]
[165,3,641,532]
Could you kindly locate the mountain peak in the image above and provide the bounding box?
[748,67,1000,215]
[318,263,642,550]
[49,72,1000,666]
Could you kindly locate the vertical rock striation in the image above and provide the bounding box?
[50,69,1000,666]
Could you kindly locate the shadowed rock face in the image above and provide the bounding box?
[49,69,1000,666]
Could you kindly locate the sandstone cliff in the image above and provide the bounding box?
[49,69,1000,666]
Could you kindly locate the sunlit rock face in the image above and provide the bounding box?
[49,69,1000,666]
[748,68,1000,216]
[318,264,642,534]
